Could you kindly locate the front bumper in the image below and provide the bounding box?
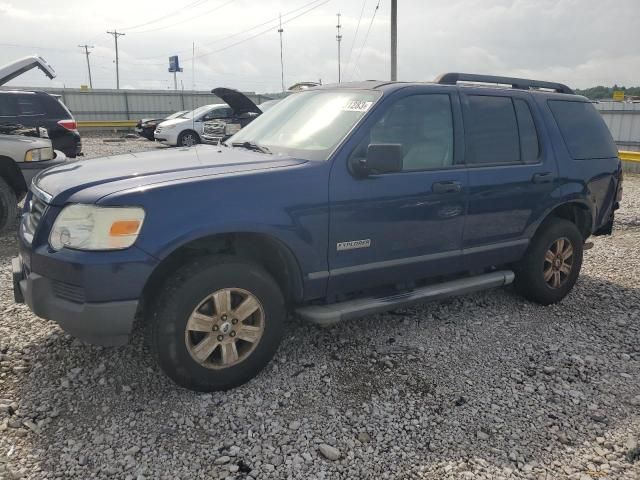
[154,129,178,145]
[13,254,139,346]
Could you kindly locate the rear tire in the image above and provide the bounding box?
[148,255,285,391]
[177,130,200,147]
[0,177,17,233]
[514,218,583,305]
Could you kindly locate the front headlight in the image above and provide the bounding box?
[49,204,145,251]
[25,147,54,162]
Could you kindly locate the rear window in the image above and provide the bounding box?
[548,100,617,160]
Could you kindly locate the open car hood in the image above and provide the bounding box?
[0,55,56,86]
[212,87,262,115]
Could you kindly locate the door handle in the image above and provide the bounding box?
[532,172,554,184]
[432,181,462,194]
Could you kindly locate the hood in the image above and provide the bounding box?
[0,55,56,86]
[140,118,163,125]
[212,87,261,115]
[33,145,306,205]
[157,117,187,128]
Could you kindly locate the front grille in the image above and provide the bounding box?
[52,280,85,304]
[22,193,48,243]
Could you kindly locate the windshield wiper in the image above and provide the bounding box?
[231,141,271,154]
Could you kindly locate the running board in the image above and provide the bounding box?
[296,270,515,326]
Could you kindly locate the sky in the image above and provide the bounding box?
[1,0,639,93]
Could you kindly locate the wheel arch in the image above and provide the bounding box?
[140,231,305,314]
[178,129,201,145]
[0,155,27,199]
[536,201,593,241]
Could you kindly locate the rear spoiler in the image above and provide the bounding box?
[0,55,56,86]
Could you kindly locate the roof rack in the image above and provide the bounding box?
[435,72,574,95]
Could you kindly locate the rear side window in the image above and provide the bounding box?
[548,100,617,160]
[0,94,19,118]
[465,96,521,164]
[17,95,44,116]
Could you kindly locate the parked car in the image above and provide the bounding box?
[0,124,66,231]
[13,73,622,392]
[154,104,234,147]
[201,90,279,145]
[135,111,188,141]
[0,56,82,158]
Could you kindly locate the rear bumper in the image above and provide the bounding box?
[13,255,139,346]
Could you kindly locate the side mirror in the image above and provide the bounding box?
[351,143,403,176]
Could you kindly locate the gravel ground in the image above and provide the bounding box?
[0,139,639,479]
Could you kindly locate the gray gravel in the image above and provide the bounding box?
[0,140,639,479]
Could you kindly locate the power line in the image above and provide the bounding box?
[139,0,325,61]
[106,30,126,89]
[343,0,367,77]
[192,0,329,61]
[78,44,94,88]
[119,0,208,31]
[127,0,236,34]
[348,0,381,81]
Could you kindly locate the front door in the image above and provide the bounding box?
[327,88,468,296]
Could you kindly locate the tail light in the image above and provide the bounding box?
[57,119,77,131]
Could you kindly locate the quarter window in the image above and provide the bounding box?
[17,95,43,116]
[548,100,618,160]
[352,94,454,171]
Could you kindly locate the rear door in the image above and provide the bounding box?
[327,87,469,295]
[15,93,47,128]
[460,89,559,268]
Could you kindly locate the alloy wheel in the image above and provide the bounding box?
[185,288,265,369]
[543,237,574,289]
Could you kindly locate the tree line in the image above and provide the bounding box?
[575,86,640,100]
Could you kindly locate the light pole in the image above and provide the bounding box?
[390,0,397,81]
[336,13,343,83]
[278,14,285,92]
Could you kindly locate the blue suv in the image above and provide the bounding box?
[12,74,623,391]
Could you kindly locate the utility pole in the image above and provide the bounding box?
[390,0,397,81]
[336,13,342,83]
[78,44,94,88]
[106,30,125,89]
[278,14,285,92]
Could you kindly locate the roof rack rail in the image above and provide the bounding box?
[434,72,574,95]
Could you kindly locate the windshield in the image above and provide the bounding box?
[167,111,187,120]
[229,89,381,161]
[182,104,221,119]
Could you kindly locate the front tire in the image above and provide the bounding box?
[0,177,17,233]
[177,130,200,147]
[148,255,285,391]
[515,218,584,305]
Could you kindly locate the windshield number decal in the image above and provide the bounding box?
[343,100,373,112]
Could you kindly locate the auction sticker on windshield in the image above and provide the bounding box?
[343,100,373,112]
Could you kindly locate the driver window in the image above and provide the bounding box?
[351,94,454,171]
